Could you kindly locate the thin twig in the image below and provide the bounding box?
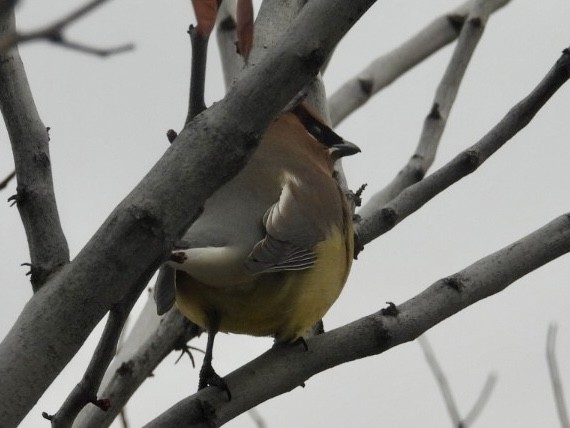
[73,308,202,427]
[45,276,149,427]
[358,0,494,225]
[145,212,570,427]
[356,47,570,249]
[463,373,498,426]
[0,169,15,190]
[50,35,134,57]
[328,0,511,126]
[547,324,570,428]
[186,26,209,124]
[248,408,267,428]
[0,0,132,57]
[418,335,461,425]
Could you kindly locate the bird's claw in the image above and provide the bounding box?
[199,363,231,400]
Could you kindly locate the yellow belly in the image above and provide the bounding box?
[175,228,352,342]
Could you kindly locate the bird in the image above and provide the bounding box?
[157,102,359,397]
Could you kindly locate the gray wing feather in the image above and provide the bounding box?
[244,179,324,274]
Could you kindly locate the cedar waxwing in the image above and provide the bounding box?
[160,103,359,397]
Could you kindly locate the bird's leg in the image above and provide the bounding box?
[198,312,232,400]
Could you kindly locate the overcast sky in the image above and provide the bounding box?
[2,1,570,427]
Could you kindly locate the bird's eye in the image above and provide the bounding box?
[310,125,322,138]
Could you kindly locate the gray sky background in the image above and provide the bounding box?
[1,1,570,427]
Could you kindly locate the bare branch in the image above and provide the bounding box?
[419,335,497,427]
[463,373,498,427]
[358,0,493,222]
[418,335,461,425]
[0,0,132,57]
[74,307,201,428]
[0,169,15,190]
[0,12,69,290]
[328,0,511,126]
[356,47,570,249]
[45,276,149,427]
[186,26,209,124]
[48,35,134,57]
[216,0,245,88]
[145,213,570,427]
[547,324,570,428]
[248,408,266,428]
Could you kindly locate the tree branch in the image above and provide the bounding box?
[0,0,132,56]
[0,169,15,190]
[358,0,493,223]
[0,12,69,290]
[186,25,209,125]
[216,0,245,89]
[45,273,151,427]
[547,323,570,428]
[418,335,461,425]
[419,335,497,427]
[145,213,570,427]
[0,1,376,420]
[328,0,511,127]
[463,373,498,427]
[356,46,570,249]
[74,307,201,428]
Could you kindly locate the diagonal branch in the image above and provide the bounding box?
[44,272,152,427]
[463,373,498,427]
[355,46,570,249]
[547,323,570,428]
[145,212,570,427]
[0,12,69,290]
[0,0,132,56]
[328,0,511,126]
[418,335,461,425]
[419,335,497,427]
[358,0,494,222]
[186,26,209,124]
[74,307,201,428]
[0,169,15,190]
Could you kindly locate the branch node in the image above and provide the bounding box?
[7,187,25,206]
[166,129,178,143]
[300,47,326,75]
[116,361,135,377]
[128,206,164,239]
[460,150,480,172]
[443,275,463,292]
[41,411,54,421]
[219,16,236,31]
[468,16,483,28]
[357,77,373,96]
[427,102,441,120]
[446,14,466,33]
[379,207,398,229]
[380,301,399,317]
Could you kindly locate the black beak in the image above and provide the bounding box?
[330,140,361,160]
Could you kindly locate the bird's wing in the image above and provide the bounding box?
[244,178,324,273]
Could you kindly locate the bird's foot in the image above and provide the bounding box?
[272,336,309,351]
[199,362,231,400]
